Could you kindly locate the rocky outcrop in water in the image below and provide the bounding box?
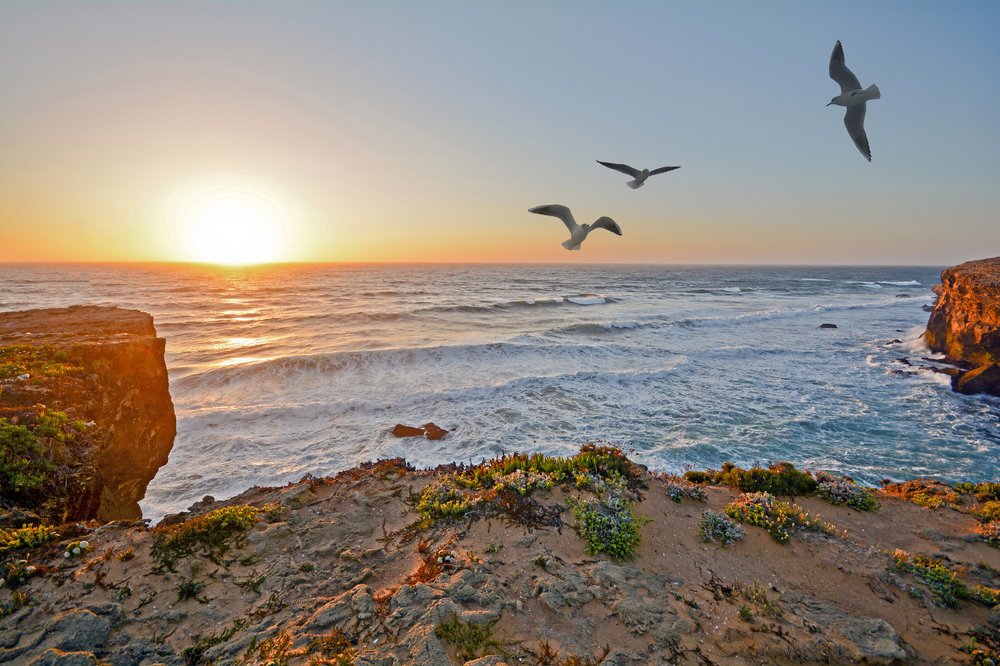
[924,257,1000,396]
[0,306,175,523]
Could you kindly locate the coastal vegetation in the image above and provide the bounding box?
[891,549,1000,608]
[724,492,836,544]
[412,443,647,560]
[151,504,259,570]
[0,344,81,382]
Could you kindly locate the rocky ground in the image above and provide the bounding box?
[1,456,999,665]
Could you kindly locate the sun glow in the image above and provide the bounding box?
[167,176,299,265]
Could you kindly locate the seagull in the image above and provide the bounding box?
[597,161,680,189]
[528,204,622,251]
[827,40,880,161]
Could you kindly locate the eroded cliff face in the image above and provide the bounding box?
[0,306,175,523]
[924,257,1000,395]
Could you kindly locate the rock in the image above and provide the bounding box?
[924,257,1000,368]
[28,650,100,666]
[0,306,175,523]
[954,362,1000,396]
[886,339,902,345]
[421,423,448,440]
[46,609,111,651]
[819,323,838,329]
[791,597,906,664]
[463,656,510,666]
[392,424,425,438]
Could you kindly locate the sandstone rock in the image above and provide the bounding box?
[0,306,175,523]
[954,362,1000,396]
[421,423,448,440]
[924,257,1000,367]
[392,424,425,437]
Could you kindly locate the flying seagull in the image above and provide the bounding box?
[597,161,680,189]
[827,40,880,161]
[528,204,622,251]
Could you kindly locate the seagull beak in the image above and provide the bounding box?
[826,101,833,106]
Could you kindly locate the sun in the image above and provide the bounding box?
[167,176,298,265]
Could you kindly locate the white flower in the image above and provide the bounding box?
[64,552,70,558]
[25,566,35,574]
[72,547,80,555]
[79,541,89,549]
[437,557,443,564]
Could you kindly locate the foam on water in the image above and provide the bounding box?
[2,262,997,524]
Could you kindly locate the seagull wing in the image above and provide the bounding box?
[529,204,580,233]
[844,104,871,161]
[590,216,622,236]
[597,161,641,178]
[648,166,681,176]
[829,40,862,93]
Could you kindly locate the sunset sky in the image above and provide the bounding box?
[1,1,998,265]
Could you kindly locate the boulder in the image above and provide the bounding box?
[819,323,838,329]
[421,422,448,440]
[392,424,425,438]
[954,363,1000,396]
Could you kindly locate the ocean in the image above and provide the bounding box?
[2,263,998,524]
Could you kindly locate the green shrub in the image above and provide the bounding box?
[683,471,713,484]
[975,502,1000,523]
[152,505,258,569]
[0,524,59,555]
[956,482,1000,501]
[0,344,81,380]
[0,421,54,496]
[888,549,998,608]
[814,471,880,511]
[435,614,503,661]
[698,511,745,546]
[569,474,644,561]
[725,492,835,544]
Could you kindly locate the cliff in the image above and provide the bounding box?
[0,305,176,523]
[0,460,998,665]
[924,257,1000,396]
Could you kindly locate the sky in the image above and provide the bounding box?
[1,1,998,265]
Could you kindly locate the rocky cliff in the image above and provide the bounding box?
[0,306,175,523]
[924,257,1000,396]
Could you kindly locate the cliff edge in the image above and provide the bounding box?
[0,305,176,523]
[924,257,1000,396]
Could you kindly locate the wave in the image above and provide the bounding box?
[675,295,929,328]
[551,321,644,335]
[878,280,921,286]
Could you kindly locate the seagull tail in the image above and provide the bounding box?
[627,180,643,189]
[865,84,880,100]
[561,240,582,251]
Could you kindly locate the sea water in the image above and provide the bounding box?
[1,263,997,523]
